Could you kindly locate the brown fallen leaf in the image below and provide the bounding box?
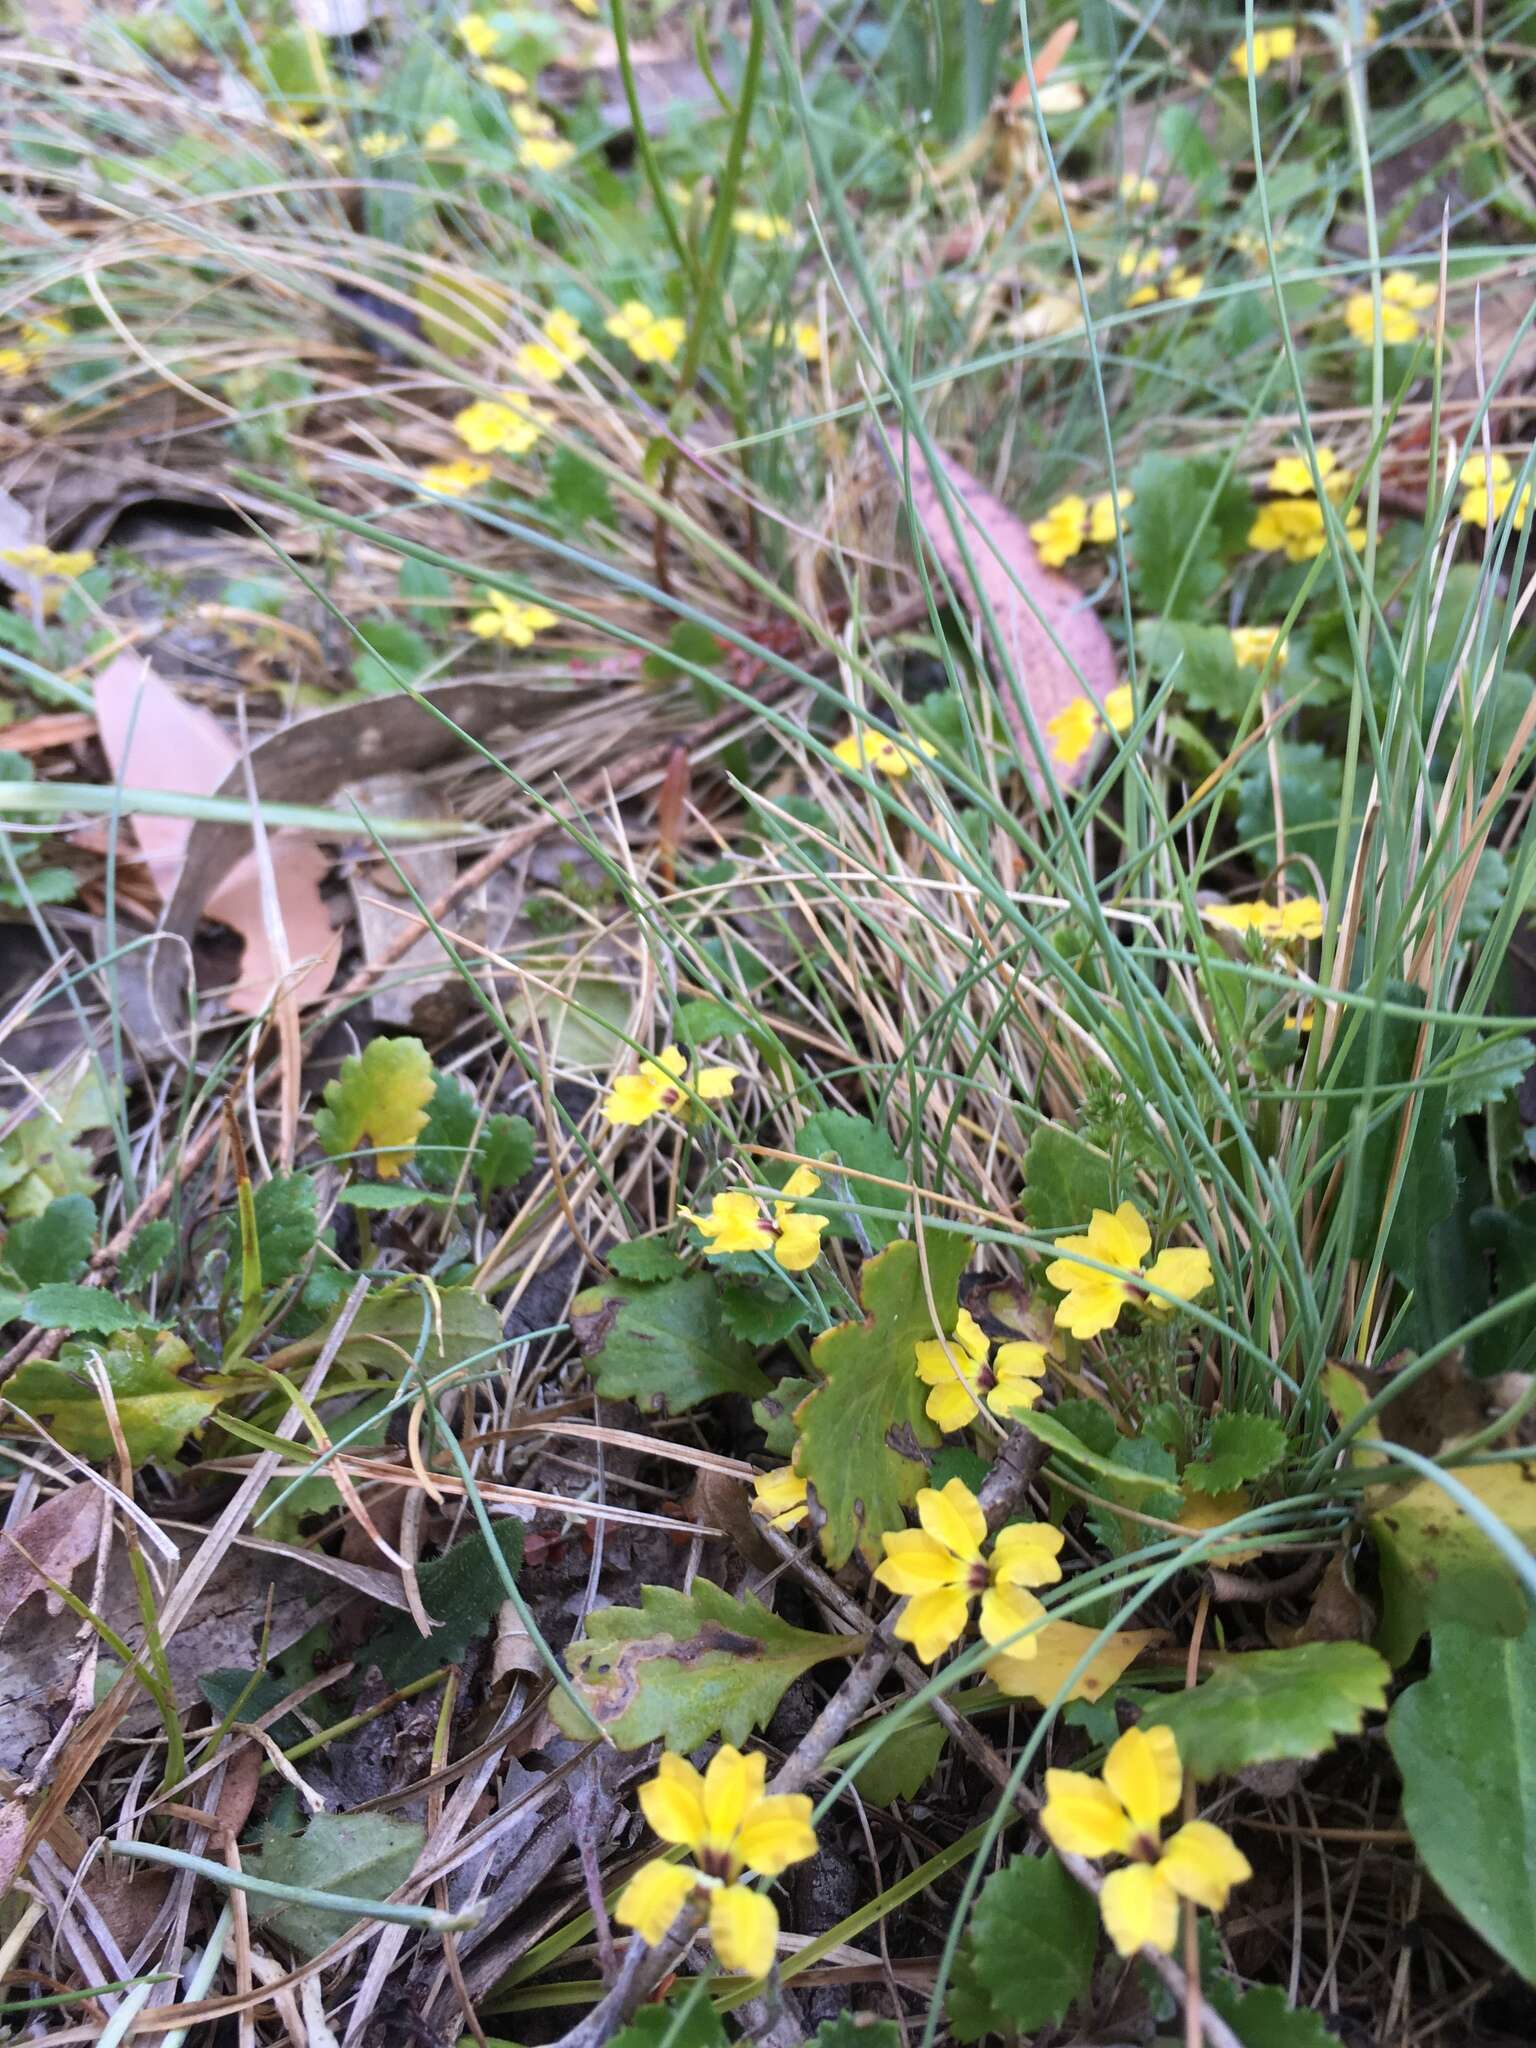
[91,652,339,1016]
[347,774,458,1030]
[988,1618,1160,1704]
[0,1482,104,1631]
[899,444,1118,787]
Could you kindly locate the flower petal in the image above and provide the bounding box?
[773,1211,827,1271]
[1040,1768,1134,1859]
[694,1063,737,1101]
[915,1477,986,1561]
[708,1882,779,1978]
[1141,1247,1213,1311]
[1054,1279,1132,1340]
[615,1857,697,1946]
[1158,1821,1252,1911]
[781,1166,820,1200]
[893,1586,972,1664]
[924,1376,982,1433]
[874,1527,969,1596]
[702,1745,765,1850]
[1103,1725,1183,1833]
[989,1520,1066,1588]
[751,1465,808,1531]
[639,1753,707,1848]
[1088,1202,1152,1271]
[1099,1863,1179,1957]
[978,1581,1046,1651]
[734,1794,818,1876]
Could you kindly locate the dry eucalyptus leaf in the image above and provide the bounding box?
[900,444,1118,787]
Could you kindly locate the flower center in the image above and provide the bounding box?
[696,1848,738,1882]
[966,1562,990,1595]
[977,1363,996,1392]
[1129,1832,1163,1864]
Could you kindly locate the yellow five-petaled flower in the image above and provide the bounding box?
[1029,488,1133,568]
[913,1308,1048,1433]
[832,726,938,778]
[1202,894,1323,944]
[680,1166,827,1273]
[515,307,589,384]
[1459,451,1531,531]
[1041,1724,1251,1956]
[1228,25,1296,79]
[605,300,687,365]
[1046,684,1134,771]
[874,1477,1064,1665]
[469,590,558,646]
[453,393,547,457]
[615,1746,818,1979]
[600,1043,737,1126]
[1344,268,1436,348]
[1045,1200,1212,1340]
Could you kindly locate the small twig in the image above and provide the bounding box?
[1207,1551,1327,1604]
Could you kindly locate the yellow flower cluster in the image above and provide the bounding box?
[1043,1725,1251,1955]
[1029,488,1133,568]
[455,16,574,168]
[2,544,95,580]
[1228,24,1296,78]
[1344,269,1436,348]
[605,300,687,365]
[0,315,67,382]
[469,590,558,645]
[1459,451,1531,531]
[514,307,588,384]
[600,1043,736,1126]
[453,392,547,458]
[420,457,490,498]
[361,129,406,158]
[1202,894,1324,943]
[1119,173,1158,205]
[1119,247,1203,308]
[1230,624,1286,670]
[424,117,460,151]
[733,207,792,242]
[832,726,937,778]
[616,1747,817,1979]
[875,1477,1064,1664]
[1046,1199,1212,1340]
[913,1308,1046,1433]
[680,1166,827,1273]
[1248,446,1364,561]
[1046,685,1134,771]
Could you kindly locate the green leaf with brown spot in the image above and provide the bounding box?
[549,1577,857,1750]
[795,1232,968,1568]
[571,1273,767,1414]
[9,1329,240,1464]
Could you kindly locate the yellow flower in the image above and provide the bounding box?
[0,544,95,579]
[480,61,529,92]
[1266,446,1344,498]
[605,300,687,365]
[1202,896,1323,944]
[0,316,66,380]
[509,100,556,137]
[423,117,460,150]
[681,1166,826,1273]
[874,1478,1064,1665]
[520,135,576,172]
[1041,1725,1251,1956]
[752,1464,808,1531]
[1164,264,1203,300]
[469,590,559,645]
[831,726,937,778]
[1247,494,1363,560]
[1087,488,1133,544]
[1459,451,1530,529]
[600,1044,736,1126]
[273,115,344,162]
[1046,1201,1213,1340]
[1228,25,1297,78]
[453,393,546,456]
[420,457,490,497]
[1120,173,1158,205]
[361,130,407,158]
[1344,269,1437,347]
[732,207,792,242]
[456,12,499,56]
[1118,247,1161,280]
[615,1747,817,1978]
[913,1308,1048,1433]
[1030,493,1089,566]
[569,0,599,14]
[1047,686,1132,770]
[792,321,822,363]
[515,307,589,383]
[1230,624,1285,670]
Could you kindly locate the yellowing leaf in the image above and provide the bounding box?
[8,1330,239,1464]
[313,1037,434,1178]
[987,1619,1160,1705]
